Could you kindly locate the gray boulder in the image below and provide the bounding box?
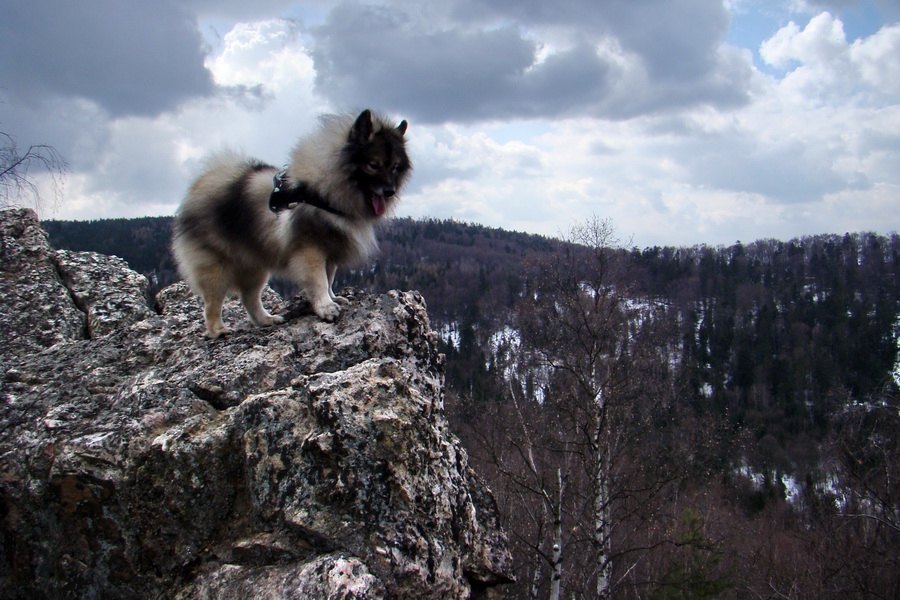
[0,208,513,599]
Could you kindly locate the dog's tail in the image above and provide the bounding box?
[196,148,248,176]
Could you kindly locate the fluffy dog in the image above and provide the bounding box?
[172,110,410,337]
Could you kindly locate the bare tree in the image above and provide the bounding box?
[827,400,900,535]
[1,131,68,211]
[511,216,685,598]
[820,398,900,596]
[453,217,714,598]
[458,378,572,600]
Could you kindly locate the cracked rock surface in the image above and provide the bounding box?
[0,208,513,599]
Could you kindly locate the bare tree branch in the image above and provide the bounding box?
[0,131,69,211]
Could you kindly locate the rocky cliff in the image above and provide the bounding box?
[0,208,513,599]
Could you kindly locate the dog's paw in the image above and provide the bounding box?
[333,296,351,307]
[253,313,286,327]
[315,300,342,322]
[206,324,231,339]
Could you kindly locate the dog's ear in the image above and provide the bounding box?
[350,109,374,143]
[396,120,408,137]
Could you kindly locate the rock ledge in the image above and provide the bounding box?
[0,208,513,599]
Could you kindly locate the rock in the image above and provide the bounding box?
[55,249,155,337]
[0,208,87,358]
[0,208,513,599]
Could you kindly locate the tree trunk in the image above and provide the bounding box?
[549,467,564,600]
[594,389,612,600]
[529,510,546,600]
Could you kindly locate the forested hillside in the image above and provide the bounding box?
[43,215,899,599]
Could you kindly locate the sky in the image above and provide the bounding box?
[1,0,898,248]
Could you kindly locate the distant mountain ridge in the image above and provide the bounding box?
[41,215,561,320]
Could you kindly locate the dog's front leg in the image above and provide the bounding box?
[289,249,341,322]
[326,260,350,306]
[326,260,338,301]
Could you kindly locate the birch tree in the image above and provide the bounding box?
[462,379,572,600]
[515,216,682,598]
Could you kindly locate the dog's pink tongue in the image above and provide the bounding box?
[371,194,386,216]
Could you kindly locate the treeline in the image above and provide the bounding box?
[42,216,555,316]
[41,215,900,598]
[342,217,556,322]
[631,234,900,472]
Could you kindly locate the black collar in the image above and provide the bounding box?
[269,171,349,218]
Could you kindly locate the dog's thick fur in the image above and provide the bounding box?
[172,110,411,337]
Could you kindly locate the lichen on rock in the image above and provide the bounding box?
[0,208,513,599]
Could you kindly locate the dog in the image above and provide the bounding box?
[172,109,411,338]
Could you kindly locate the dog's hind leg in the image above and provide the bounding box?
[237,271,285,329]
[203,294,230,338]
[192,265,231,338]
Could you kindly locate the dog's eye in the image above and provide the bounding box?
[365,161,380,173]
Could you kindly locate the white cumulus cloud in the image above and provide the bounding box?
[208,19,315,92]
[761,12,900,102]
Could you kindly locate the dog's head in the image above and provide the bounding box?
[344,109,411,219]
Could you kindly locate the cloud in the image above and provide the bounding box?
[850,22,900,99]
[309,3,539,121]
[636,10,900,208]
[761,12,900,102]
[681,135,850,203]
[28,18,327,222]
[207,19,316,94]
[182,0,299,20]
[5,1,899,249]
[408,125,544,190]
[468,0,755,110]
[801,0,900,21]
[453,0,729,66]
[0,0,214,118]
[308,0,754,124]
